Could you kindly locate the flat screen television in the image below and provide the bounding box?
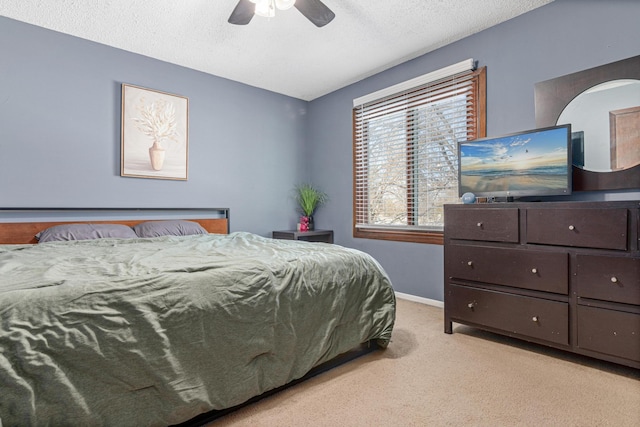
[458,124,572,200]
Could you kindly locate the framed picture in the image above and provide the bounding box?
[121,84,189,180]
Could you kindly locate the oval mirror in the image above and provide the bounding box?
[557,79,640,173]
[535,55,640,191]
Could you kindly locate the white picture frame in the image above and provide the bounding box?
[121,84,189,180]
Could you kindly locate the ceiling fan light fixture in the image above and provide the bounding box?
[275,0,296,10]
[228,0,334,27]
[254,0,276,18]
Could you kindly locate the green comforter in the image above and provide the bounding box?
[0,232,395,426]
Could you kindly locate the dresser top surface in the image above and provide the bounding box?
[445,200,640,210]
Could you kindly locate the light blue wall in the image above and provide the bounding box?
[306,0,640,301]
[0,16,309,236]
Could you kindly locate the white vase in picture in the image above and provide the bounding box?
[149,142,166,171]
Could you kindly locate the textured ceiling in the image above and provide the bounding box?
[0,0,553,101]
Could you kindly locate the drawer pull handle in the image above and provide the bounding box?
[467,302,476,309]
[467,261,473,267]
[532,316,539,322]
[531,268,538,274]
[611,276,618,283]
[568,225,575,231]
[476,222,482,228]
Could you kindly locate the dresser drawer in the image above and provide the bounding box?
[446,245,568,294]
[446,284,568,345]
[526,208,628,250]
[445,207,519,243]
[576,255,640,305]
[577,305,640,363]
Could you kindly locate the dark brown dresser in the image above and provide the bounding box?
[444,201,640,368]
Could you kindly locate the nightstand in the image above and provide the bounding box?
[272,229,334,244]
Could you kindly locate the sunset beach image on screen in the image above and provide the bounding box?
[458,125,571,197]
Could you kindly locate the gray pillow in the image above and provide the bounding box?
[133,220,208,238]
[36,223,138,243]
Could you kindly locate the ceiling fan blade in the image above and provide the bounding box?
[228,0,255,25]
[294,0,335,27]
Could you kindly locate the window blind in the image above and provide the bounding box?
[353,60,485,239]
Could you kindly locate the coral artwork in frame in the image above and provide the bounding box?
[121,84,189,180]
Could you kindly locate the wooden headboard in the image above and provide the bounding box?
[0,209,229,244]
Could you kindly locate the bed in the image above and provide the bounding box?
[0,211,396,426]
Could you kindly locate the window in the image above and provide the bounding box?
[353,60,486,244]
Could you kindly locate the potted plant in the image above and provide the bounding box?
[294,183,328,231]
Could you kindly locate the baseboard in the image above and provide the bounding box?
[395,291,444,308]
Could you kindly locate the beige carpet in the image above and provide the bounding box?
[209,298,640,426]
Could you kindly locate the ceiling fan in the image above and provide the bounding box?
[228,0,335,27]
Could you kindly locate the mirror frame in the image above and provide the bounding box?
[534,55,640,192]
